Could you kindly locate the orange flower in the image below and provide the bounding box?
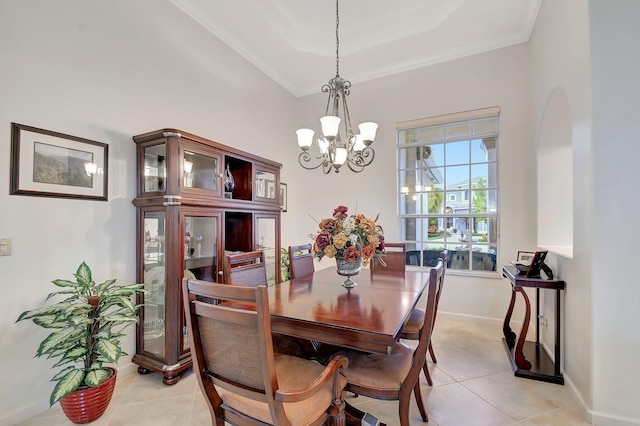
[319,218,340,233]
[342,246,360,263]
[362,244,376,260]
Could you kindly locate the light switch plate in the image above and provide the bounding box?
[0,238,11,256]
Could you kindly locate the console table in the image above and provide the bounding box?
[502,265,565,384]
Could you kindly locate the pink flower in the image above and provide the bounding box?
[333,205,348,219]
[315,232,331,250]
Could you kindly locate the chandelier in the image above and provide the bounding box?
[296,0,378,174]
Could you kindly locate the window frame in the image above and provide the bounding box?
[396,107,500,274]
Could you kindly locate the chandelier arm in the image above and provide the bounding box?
[298,151,327,171]
[345,147,375,173]
[341,84,354,137]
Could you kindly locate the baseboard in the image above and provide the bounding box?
[590,410,640,425]
[438,310,534,334]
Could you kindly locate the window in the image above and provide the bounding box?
[397,107,499,272]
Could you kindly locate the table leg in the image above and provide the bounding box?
[555,288,562,376]
[503,287,517,344]
[514,287,532,370]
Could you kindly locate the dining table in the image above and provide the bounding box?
[267,266,430,425]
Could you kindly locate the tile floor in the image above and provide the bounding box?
[17,317,590,425]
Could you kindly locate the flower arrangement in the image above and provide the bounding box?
[311,205,385,266]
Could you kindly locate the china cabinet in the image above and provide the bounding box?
[132,129,282,384]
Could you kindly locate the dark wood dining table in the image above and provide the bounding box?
[268,267,430,355]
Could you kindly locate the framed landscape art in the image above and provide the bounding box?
[10,123,108,201]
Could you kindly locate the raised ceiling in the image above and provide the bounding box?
[170,0,542,97]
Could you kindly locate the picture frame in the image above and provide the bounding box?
[266,180,275,199]
[517,251,535,264]
[513,250,549,278]
[10,123,108,201]
[279,182,287,212]
[256,178,265,198]
[525,250,549,277]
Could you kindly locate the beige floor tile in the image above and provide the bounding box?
[15,317,587,426]
[516,406,591,425]
[461,372,563,421]
[423,382,514,426]
[108,394,195,426]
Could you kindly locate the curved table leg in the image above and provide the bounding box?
[503,288,517,344]
[514,287,532,370]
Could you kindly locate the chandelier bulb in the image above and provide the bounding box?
[296,128,314,149]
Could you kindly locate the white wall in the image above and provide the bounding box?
[531,1,640,424]
[529,0,594,416]
[0,1,295,423]
[589,1,640,424]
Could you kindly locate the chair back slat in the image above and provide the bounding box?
[225,251,268,286]
[371,242,406,274]
[288,244,315,279]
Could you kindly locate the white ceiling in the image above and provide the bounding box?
[170,0,542,97]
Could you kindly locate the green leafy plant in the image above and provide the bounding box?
[16,262,143,405]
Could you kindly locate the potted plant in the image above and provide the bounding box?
[16,262,143,424]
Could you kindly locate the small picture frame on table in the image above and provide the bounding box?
[512,250,550,278]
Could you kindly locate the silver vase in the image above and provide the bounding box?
[336,256,362,288]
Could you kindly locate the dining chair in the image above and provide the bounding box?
[331,258,445,425]
[182,278,349,425]
[224,250,267,286]
[288,244,315,279]
[400,249,448,386]
[225,250,305,357]
[370,242,406,273]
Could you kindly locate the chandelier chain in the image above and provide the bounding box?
[335,0,340,76]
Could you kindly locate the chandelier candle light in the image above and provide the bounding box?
[296,0,378,174]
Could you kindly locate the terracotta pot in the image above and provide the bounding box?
[59,367,117,424]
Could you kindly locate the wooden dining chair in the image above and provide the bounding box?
[224,250,267,286]
[370,242,406,274]
[226,250,307,357]
[400,249,448,386]
[288,244,315,279]
[182,278,349,425]
[331,258,445,425]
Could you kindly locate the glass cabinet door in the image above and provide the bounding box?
[255,169,277,201]
[142,210,166,358]
[181,144,222,196]
[256,214,279,285]
[144,143,166,193]
[182,211,222,352]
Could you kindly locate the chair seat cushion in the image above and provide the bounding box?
[335,342,413,391]
[218,353,346,425]
[400,308,425,339]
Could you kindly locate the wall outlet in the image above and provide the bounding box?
[0,238,11,256]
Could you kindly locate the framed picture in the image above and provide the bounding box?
[517,251,535,263]
[279,182,287,212]
[266,180,276,199]
[10,123,108,201]
[256,178,265,198]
